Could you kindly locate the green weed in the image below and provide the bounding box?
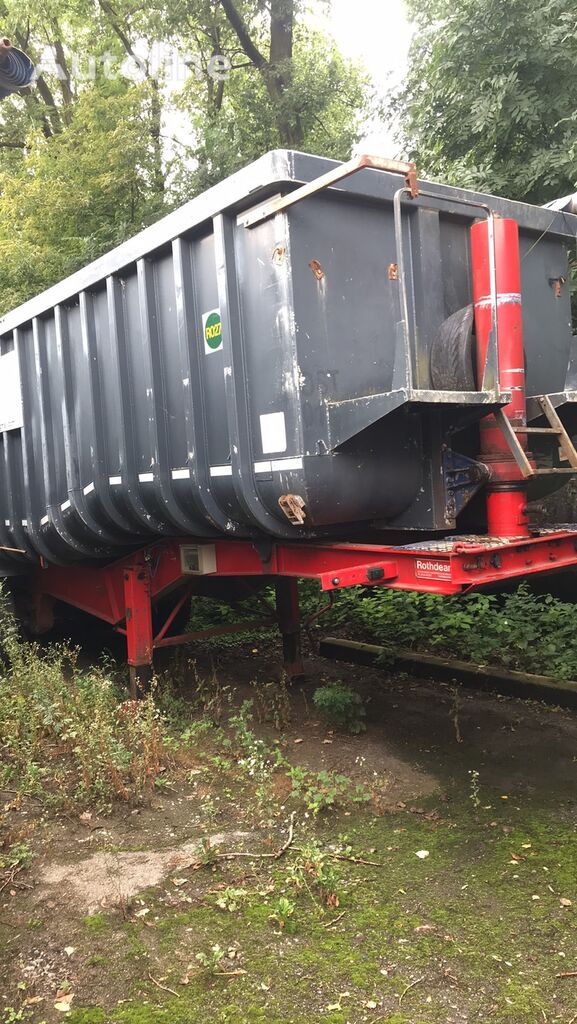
[312,681,366,733]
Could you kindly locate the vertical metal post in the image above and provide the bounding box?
[471,216,530,538]
[275,577,304,679]
[123,560,154,698]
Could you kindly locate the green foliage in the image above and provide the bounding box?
[1,1009,25,1024]
[195,942,226,975]
[0,80,169,313]
[287,765,370,817]
[287,839,342,906]
[312,681,366,733]
[180,26,371,193]
[0,0,372,315]
[0,840,31,873]
[268,895,296,931]
[394,0,577,203]
[346,583,577,679]
[0,587,169,806]
[215,887,248,913]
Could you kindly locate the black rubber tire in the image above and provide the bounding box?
[430,304,476,392]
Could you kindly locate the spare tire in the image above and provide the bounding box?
[430,304,476,392]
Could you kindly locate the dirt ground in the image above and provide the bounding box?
[2,650,577,1024]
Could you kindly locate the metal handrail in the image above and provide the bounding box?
[239,153,419,229]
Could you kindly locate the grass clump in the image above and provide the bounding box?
[312,681,366,733]
[0,589,170,807]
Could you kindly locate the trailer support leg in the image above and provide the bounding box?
[123,561,154,698]
[275,578,304,679]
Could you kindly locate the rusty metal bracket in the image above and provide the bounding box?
[239,154,419,229]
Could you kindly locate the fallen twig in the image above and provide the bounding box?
[147,972,180,998]
[292,846,382,868]
[331,853,382,867]
[556,971,577,978]
[214,812,296,862]
[214,969,248,977]
[399,976,425,1004]
[0,788,42,803]
[323,910,346,928]
[0,861,28,896]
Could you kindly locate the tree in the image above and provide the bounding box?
[0,81,167,312]
[0,0,373,313]
[394,0,577,204]
[156,0,372,192]
[177,24,370,193]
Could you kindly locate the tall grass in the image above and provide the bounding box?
[0,588,169,807]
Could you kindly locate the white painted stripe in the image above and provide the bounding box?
[172,468,190,480]
[61,500,71,511]
[210,465,233,478]
[109,476,122,485]
[271,457,303,472]
[475,292,522,308]
[83,482,95,495]
[139,473,154,483]
[41,515,49,526]
[254,457,304,473]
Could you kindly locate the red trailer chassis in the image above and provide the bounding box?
[20,530,577,695]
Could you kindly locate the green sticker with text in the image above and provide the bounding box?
[203,309,223,353]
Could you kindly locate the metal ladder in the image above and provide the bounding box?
[494,395,577,478]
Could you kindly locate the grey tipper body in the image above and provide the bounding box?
[0,150,575,572]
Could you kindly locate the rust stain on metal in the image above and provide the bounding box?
[272,244,286,266]
[550,275,566,298]
[309,259,325,281]
[278,494,307,525]
[388,262,399,281]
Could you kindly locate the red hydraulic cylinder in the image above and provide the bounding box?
[471,216,530,538]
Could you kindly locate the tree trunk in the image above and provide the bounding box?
[219,0,303,148]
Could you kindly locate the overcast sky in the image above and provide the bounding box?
[316,0,415,154]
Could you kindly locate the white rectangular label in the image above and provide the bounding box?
[414,558,452,581]
[260,411,287,455]
[0,350,23,432]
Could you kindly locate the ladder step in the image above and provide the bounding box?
[512,427,561,434]
[533,468,577,475]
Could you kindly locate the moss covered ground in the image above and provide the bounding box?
[2,654,577,1024]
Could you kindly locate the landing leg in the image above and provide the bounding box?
[123,561,154,699]
[275,577,304,680]
[129,664,154,700]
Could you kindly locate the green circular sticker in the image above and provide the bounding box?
[204,311,222,350]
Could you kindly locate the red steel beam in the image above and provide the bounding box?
[29,531,577,624]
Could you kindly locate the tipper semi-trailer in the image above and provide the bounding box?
[2,150,577,692]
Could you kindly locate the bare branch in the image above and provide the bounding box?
[218,0,268,70]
